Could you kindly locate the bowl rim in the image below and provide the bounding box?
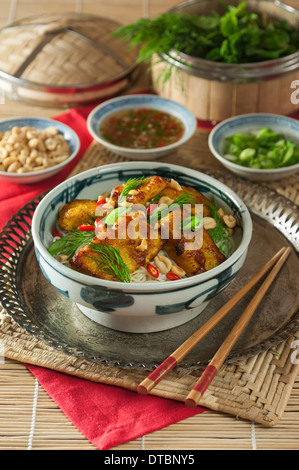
[86,94,197,155]
[31,161,252,292]
[208,113,299,174]
[0,116,80,178]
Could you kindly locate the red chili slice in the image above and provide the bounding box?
[146,203,158,216]
[147,263,159,279]
[77,224,94,232]
[53,229,60,237]
[166,273,181,281]
[96,198,105,206]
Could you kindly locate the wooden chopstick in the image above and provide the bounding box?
[137,246,288,396]
[185,246,291,409]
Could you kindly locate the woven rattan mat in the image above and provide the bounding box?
[1,129,299,427]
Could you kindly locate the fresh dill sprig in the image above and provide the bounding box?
[87,243,131,283]
[118,177,145,203]
[113,7,299,68]
[48,230,95,260]
[149,192,195,225]
[173,192,195,207]
[48,230,131,283]
[149,193,161,205]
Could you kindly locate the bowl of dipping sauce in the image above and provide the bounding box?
[87,94,197,160]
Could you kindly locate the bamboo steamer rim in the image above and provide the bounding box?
[0,12,138,90]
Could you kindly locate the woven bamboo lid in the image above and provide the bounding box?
[0,13,138,107]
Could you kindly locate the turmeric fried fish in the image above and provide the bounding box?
[158,180,212,217]
[164,228,226,277]
[58,199,97,232]
[70,215,165,280]
[110,175,168,206]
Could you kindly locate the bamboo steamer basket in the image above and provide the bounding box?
[152,0,299,122]
[0,13,139,107]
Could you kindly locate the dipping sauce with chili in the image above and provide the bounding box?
[99,108,185,149]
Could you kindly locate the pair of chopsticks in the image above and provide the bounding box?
[137,246,291,408]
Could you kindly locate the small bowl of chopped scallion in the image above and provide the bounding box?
[208,114,299,181]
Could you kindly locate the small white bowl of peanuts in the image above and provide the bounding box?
[0,117,80,184]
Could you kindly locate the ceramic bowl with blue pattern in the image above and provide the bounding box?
[0,117,80,184]
[87,94,197,160]
[208,114,299,182]
[31,161,252,333]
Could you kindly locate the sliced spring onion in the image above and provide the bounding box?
[181,215,203,231]
[104,206,132,226]
[239,148,256,161]
[223,127,299,169]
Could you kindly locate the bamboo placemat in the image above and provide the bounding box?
[1,129,298,431]
[1,306,299,428]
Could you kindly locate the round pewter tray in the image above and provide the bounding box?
[0,13,138,107]
[0,171,298,370]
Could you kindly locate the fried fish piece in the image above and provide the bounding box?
[110,175,168,206]
[158,182,212,217]
[70,215,165,280]
[58,199,97,232]
[69,239,119,281]
[163,221,226,277]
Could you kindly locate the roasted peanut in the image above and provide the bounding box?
[223,214,236,229]
[154,255,172,274]
[44,126,59,137]
[217,207,224,219]
[128,189,139,196]
[158,196,174,206]
[45,138,58,151]
[0,126,70,173]
[169,178,182,191]
[0,147,8,159]
[170,263,186,278]
[28,138,40,149]
[3,156,17,169]
[7,161,21,172]
[203,217,217,230]
[136,239,148,252]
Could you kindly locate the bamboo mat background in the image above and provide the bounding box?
[0,0,298,451]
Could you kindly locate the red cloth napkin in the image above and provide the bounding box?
[0,102,205,450]
[26,364,204,450]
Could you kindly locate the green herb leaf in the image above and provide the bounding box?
[48,230,95,260]
[118,177,144,203]
[48,230,131,283]
[105,206,132,226]
[149,192,195,225]
[180,215,203,231]
[206,197,230,254]
[223,127,299,169]
[172,192,195,207]
[87,243,131,283]
[220,9,239,37]
[149,194,161,205]
[112,2,299,84]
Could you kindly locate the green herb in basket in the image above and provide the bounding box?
[113,1,299,73]
[223,127,299,169]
